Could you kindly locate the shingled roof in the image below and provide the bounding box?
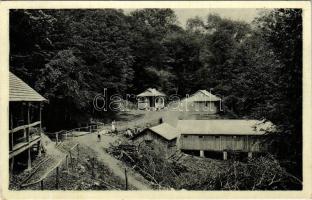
[149,123,180,140]
[184,90,221,102]
[9,72,47,102]
[137,88,166,97]
[133,123,180,141]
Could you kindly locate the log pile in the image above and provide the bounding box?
[107,138,302,190]
[107,141,189,189]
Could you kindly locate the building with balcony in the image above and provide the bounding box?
[9,72,47,173]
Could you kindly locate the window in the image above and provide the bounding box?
[199,136,203,139]
[144,139,152,144]
[183,135,188,138]
[156,97,163,104]
[168,141,176,147]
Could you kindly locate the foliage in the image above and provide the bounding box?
[10,9,302,180]
[253,9,302,177]
[109,140,301,190]
[214,155,302,190]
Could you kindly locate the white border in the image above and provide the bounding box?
[0,1,311,199]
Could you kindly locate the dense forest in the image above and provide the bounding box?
[10,9,302,180]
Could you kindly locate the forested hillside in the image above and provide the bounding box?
[10,9,302,179]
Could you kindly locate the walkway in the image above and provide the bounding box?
[73,132,152,190]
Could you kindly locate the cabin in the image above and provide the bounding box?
[132,123,179,157]
[169,90,221,114]
[9,72,47,173]
[137,88,166,110]
[176,120,274,160]
[183,90,221,114]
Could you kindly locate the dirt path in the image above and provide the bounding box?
[100,110,184,131]
[73,133,152,190]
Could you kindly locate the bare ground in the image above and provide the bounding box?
[72,133,153,190]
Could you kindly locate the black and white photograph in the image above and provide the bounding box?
[0,2,311,197]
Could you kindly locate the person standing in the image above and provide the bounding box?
[97,131,101,142]
[112,120,116,132]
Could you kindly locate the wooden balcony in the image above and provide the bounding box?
[9,134,41,159]
[9,121,42,159]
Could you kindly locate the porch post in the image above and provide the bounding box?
[37,141,41,157]
[200,150,204,157]
[248,152,253,159]
[38,103,42,156]
[26,102,30,142]
[223,151,228,160]
[10,111,13,151]
[10,133,13,152]
[27,147,31,170]
[39,103,42,131]
[10,110,13,129]
[10,157,14,174]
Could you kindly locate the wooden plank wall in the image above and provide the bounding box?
[133,130,177,156]
[179,135,265,152]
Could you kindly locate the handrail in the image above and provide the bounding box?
[55,124,100,135]
[70,143,78,151]
[10,121,41,134]
[21,143,79,188]
[21,154,67,187]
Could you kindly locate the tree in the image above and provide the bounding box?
[10,10,56,85]
[254,9,302,178]
[35,50,92,129]
[128,9,180,94]
[10,9,136,130]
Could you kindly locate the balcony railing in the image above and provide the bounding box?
[9,121,42,156]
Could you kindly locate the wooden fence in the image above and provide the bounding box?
[19,120,160,190]
[20,143,80,189]
[20,143,126,190]
[46,123,105,145]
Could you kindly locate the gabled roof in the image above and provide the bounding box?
[9,72,47,102]
[134,123,180,141]
[177,120,274,136]
[183,90,221,102]
[137,88,166,97]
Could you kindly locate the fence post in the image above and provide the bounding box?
[40,180,44,190]
[92,157,95,178]
[70,151,73,171]
[66,155,69,173]
[56,133,58,146]
[77,144,80,157]
[124,168,128,190]
[55,167,59,189]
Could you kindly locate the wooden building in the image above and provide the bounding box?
[169,90,221,114]
[137,88,166,110]
[9,72,47,172]
[132,123,179,157]
[177,120,274,159]
[183,90,221,113]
